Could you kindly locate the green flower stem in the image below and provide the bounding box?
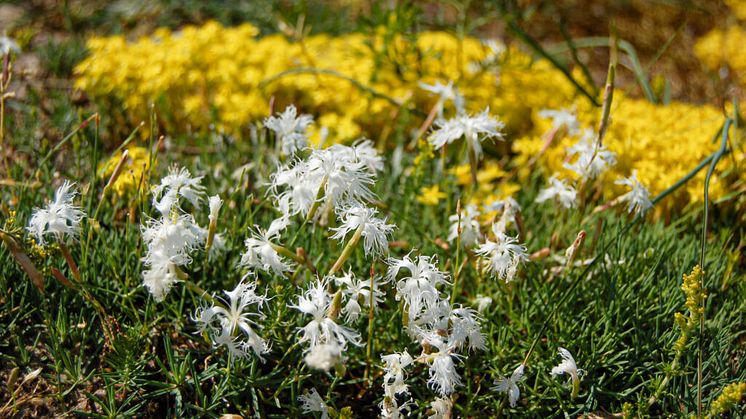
[328,223,364,276]
[305,177,328,223]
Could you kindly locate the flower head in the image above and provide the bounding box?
[333,271,384,323]
[264,104,313,155]
[0,35,20,55]
[429,108,504,159]
[551,347,584,398]
[208,195,223,224]
[152,166,205,215]
[27,181,86,245]
[291,279,362,351]
[331,203,395,257]
[615,170,653,215]
[563,130,616,180]
[535,176,577,209]
[387,254,450,323]
[475,224,527,283]
[239,222,292,276]
[448,204,481,247]
[419,80,465,116]
[492,364,525,407]
[193,276,269,361]
[141,214,204,300]
[298,388,329,419]
[538,108,580,136]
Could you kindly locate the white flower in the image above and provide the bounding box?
[419,80,465,116]
[563,130,616,180]
[208,195,222,224]
[298,388,329,419]
[141,214,204,301]
[475,224,527,283]
[428,396,453,419]
[291,279,362,350]
[304,342,343,371]
[387,254,450,323]
[447,204,481,247]
[193,276,269,361]
[152,166,205,215]
[381,350,414,397]
[486,197,521,234]
[421,333,463,396]
[551,347,583,383]
[538,108,580,136]
[535,176,577,209]
[239,226,292,275]
[429,108,504,159]
[331,203,395,257]
[0,35,20,55]
[269,143,381,217]
[448,306,486,352]
[333,271,384,323]
[264,104,313,155]
[27,180,86,245]
[474,294,493,313]
[615,170,653,215]
[328,139,384,174]
[492,364,525,407]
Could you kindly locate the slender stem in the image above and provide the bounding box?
[697,118,732,416]
[305,175,328,223]
[365,266,376,385]
[58,241,81,282]
[329,224,364,276]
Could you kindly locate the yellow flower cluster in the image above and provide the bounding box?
[673,265,706,357]
[98,146,154,199]
[75,21,577,143]
[75,21,743,212]
[694,0,746,91]
[708,381,746,418]
[512,93,741,212]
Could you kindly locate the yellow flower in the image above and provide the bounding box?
[709,382,746,418]
[417,185,446,206]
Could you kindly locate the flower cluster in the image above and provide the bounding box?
[140,166,214,301]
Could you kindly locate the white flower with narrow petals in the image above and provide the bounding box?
[563,130,616,180]
[152,166,205,215]
[475,294,493,313]
[535,176,577,209]
[428,396,453,419]
[333,271,384,323]
[551,347,584,396]
[387,254,450,324]
[429,108,504,160]
[239,226,292,276]
[615,170,653,215]
[264,104,313,155]
[331,204,395,257]
[447,204,481,247]
[27,180,86,245]
[193,276,269,361]
[419,80,465,116]
[538,108,580,136]
[291,279,362,351]
[421,333,463,396]
[448,306,486,352]
[475,224,527,283]
[492,364,525,407]
[298,388,329,419]
[141,214,204,301]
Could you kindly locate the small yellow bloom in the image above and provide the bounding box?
[417,185,447,206]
